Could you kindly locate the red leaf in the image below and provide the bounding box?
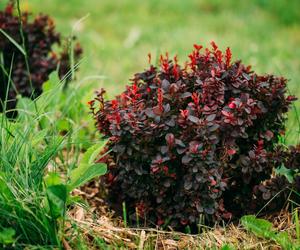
[227,149,236,155]
[228,102,236,109]
[206,113,216,122]
[221,110,232,117]
[210,179,217,186]
[193,44,203,51]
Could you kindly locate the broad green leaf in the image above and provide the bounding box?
[241,216,298,249]
[68,163,107,191]
[42,72,60,92]
[0,227,15,245]
[0,28,26,56]
[46,184,67,219]
[66,195,85,207]
[241,215,275,238]
[275,164,295,183]
[274,232,293,250]
[56,119,70,132]
[37,72,62,110]
[68,140,108,191]
[45,172,63,187]
[81,140,108,165]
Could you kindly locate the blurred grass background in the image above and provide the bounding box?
[1,0,300,143]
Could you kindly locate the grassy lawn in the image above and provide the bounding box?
[10,0,298,143]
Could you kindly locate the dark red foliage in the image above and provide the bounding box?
[251,145,300,212]
[0,3,82,115]
[91,42,297,231]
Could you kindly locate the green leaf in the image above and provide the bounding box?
[66,195,86,207]
[0,228,15,245]
[241,216,298,249]
[68,141,107,191]
[42,72,60,92]
[82,140,108,165]
[275,164,295,183]
[274,232,293,250]
[56,119,70,132]
[241,215,275,238]
[45,172,63,187]
[68,163,106,191]
[46,184,67,219]
[0,28,26,56]
[220,244,235,250]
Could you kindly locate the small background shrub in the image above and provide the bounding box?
[0,2,82,116]
[91,42,297,231]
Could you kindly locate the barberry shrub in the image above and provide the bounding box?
[0,3,82,115]
[90,42,297,231]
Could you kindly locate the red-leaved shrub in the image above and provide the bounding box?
[90,42,297,231]
[0,2,82,115]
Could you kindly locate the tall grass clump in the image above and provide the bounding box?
[0,9,106,241]
[0,73,108,248]
[0,110,64,247]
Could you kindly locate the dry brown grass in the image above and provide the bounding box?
[67,207,290,249]
[64,183,298,250]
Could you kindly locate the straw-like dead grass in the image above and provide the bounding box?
[64,181,298,249]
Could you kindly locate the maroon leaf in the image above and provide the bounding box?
[188,115,200,123]
[206,113,216,122]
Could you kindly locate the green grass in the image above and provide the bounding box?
[0,71,108,248]
[5,0,297,144]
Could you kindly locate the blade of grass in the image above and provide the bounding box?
[123,202,128,228]
[0,29,26,56]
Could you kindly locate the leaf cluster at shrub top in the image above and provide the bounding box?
[0,2,82,114]
[90,41,297,231]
